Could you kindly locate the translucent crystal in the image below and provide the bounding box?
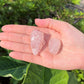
[48,38,61,55]
[31,29,45,55]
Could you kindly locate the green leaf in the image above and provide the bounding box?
[22,63,69,84]
[0,56,28,80]
[10,78,20,84]
[68,72,79,84]
[71,0,80,5]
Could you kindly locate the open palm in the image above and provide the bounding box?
[0,18,84,70]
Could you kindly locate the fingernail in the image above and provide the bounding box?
[31,29,45,55]
[48,38,61,55]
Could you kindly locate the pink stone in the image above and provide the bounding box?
[48,38,61,55]
[31,29,45,55]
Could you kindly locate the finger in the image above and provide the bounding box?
[0,41,32,53]
[0,32,30,44]
[1,24,61,38]
[35,18,69,33]
[9,51,42,65]
[1,25,37,35]
[1,24,51,36]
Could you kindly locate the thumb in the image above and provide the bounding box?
[35,18,68,33]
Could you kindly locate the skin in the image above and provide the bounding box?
[0,18,84,70]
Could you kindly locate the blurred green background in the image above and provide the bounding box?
[0,0,84,84]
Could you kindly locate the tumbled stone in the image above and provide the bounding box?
[31,29,45,55]
[48,38,61,55]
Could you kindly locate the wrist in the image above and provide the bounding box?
[78,53,84,70]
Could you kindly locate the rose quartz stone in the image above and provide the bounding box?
[48,38,61,55]
[31,29,45,55]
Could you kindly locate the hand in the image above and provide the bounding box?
[0,18,84,70]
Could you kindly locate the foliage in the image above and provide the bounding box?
[68,72,80,84]
[71,0,81,5]
[72,70,84,84]
[22,63,69,84]
[0,0,84,84]
[0,56,28,80]
[0,56,78,84]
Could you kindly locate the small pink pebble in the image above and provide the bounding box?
[48,38,61,55]
[31,29,45,55]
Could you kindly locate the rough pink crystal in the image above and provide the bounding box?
[48,38,61,55]
[31,29,45,55]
